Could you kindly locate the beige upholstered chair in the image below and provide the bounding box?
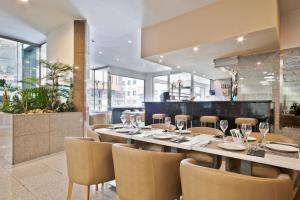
[112,144,185,200]
[180,158,293,200]
[152,113,166,124]
[183,127,222,168]
[64,137,115,200]
[175,114,193,129]
[235,117,258,131]
[200,115,219,128]
[151,123,176,131]
[88,124,127,143]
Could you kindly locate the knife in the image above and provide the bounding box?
[267,141,299,148]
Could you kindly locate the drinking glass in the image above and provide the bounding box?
[259,122,269,147]
[136,116,142,129]
[220,120,228,141]
[176,121,184,136]
[120,114,127,128]
[130,115,136,128]
[241,124,252,148]
[165,117,171,132]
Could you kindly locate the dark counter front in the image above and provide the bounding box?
[144,101,274,132]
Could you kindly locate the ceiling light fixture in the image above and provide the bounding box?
[240,77,244,80]
[160,55,164,58]
[263,71,267,74]
[158,59,163,63]
[177,65,181,69]
[98,51,103,55]
[116,58,120,62]
[193,46,199,52]
[128,40,133,44]
[19,0,29,2]
[236,36,245,42]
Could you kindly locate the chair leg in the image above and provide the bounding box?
[67,180,73,200]
[84,185,90,200]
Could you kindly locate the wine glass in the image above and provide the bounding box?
[259,122,269,147]
[220,120,228,141]
[176,120,184,136]
[120,114,127,128]
[165,117,171,132]
[136,115,142,129]
[130,115,136,128]
[241,124,252,148]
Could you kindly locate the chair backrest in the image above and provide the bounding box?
[151,123,176,131]
[200,116,219,123]
[188,127,223,136]
[64,137,115,186]
[235,117,258,126]
[250,132,295,144]
[180,158,293,200]
[112,144,185,200]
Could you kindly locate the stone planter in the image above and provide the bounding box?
[3,112,84,164]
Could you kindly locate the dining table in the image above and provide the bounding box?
[95,125,300,176]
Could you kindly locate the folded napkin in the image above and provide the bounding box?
[182,134,214,146]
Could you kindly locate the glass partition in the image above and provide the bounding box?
[170,72,191,100]
[153,75,168,101]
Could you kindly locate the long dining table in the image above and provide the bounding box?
[95,126,300,175]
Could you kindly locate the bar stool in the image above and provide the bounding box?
[175,115,193,129]
[235,117,258,130]
[200,116,219,128]
[152,113,166,124]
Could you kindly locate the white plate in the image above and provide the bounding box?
[218,143,246,151]
[247,136,257,141]
[266,143,299,153]
[141,126,152,129]
[116,129,132,133]
[175,130,191,134]
[153,134,173,140]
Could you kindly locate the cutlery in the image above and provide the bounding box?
[267,141,299,148]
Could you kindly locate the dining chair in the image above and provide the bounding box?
[89,124,127,143]
[175,114,193,129]
[152,113,166,124]
[112,144,185,200]
[200,115,219,128]
[180,158,293,200]
[64,137,115,200]
[183,127,222,168]
[151,123,176,131]
[235,117,258,130]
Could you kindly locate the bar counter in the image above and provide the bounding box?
[144,101,274,131]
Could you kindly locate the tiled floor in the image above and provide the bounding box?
[0,128,117,200]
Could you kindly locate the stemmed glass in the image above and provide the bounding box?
[220,120,228,141]
[165,117,171,132]
[136,116,142,129]
[176,121,184,136]
[120,114,127,128]
[241,124,252,148]
[259,122,269,147]
[130,115,136,128]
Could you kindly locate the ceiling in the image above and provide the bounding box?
[145,28,279,79]
[0,0,282,78]
[279,0,300,13]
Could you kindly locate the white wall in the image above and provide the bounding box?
[280,8,300,50]
[47,21,74,65]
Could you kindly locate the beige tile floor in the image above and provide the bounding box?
[0,128,117,200]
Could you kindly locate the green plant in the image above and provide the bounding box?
[2,88,10,111]
[41,60,73,110]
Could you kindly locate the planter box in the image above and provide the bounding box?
[9,112,83,164]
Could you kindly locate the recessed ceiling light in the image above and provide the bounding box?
[193,46,199,52]
[128,40,133,44]
[158,59,163,63]
[116,58,120,62]
[257,61,261,65]
[98,51,103,55]
[263,71,267,74]
[177,65,181,69]
[236,36,245,42]
[240,77,244,80]
[19,0,29,2]
[160,55,164,58]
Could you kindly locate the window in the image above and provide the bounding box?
[153,75,168,101]
[170,72,191,100]
[111,75,144,107]
[193,75,210,101]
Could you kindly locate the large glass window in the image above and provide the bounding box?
[170,72,191,100]
[111,75,144,107]
[153,75,168,101]
[193,75,210,101]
